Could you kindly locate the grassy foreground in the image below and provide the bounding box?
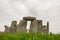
[0,32,60,40]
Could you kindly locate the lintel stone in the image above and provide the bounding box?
[23,16,36,21]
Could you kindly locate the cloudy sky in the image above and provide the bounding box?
[0,0,60,33]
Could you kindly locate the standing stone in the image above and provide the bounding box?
[47,22,49,33]
[37,20,42,32]
[42,25,47,33]
[30,20,38,32]
[9,21,17,33]
[4,25,9,33]
[17,20,27,32]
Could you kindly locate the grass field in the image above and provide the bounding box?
[0,32,60,40]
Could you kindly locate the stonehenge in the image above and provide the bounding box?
[17,20,27,32]
[4,25,9,33]
[4,16,49,33]
[9,21,17,33]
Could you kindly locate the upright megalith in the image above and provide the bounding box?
[42,22,49,33]
[9,21,17,33]
[42,25,47,33]
[30,20,38,32]
[17,20,27,32]
[47,22,49,33]
[37,20,42,32]
[4,25,9,33]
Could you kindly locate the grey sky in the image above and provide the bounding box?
[0,0,60,33]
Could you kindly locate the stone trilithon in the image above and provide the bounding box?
[4,16,49,33]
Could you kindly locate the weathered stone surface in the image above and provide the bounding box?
[4,25,9,33]
[17,20,27,32]
[37,20,42,32]
[42,25,47,33]
[30,20,38,32]
[9,21,17,33]
[47,22,49,33]
[23,16,36,21]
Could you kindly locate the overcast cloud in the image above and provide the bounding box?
[0,0,60,33]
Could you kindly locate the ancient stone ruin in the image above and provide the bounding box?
[4,16,49,33]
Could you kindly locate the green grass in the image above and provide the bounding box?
[0,32,60,40]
